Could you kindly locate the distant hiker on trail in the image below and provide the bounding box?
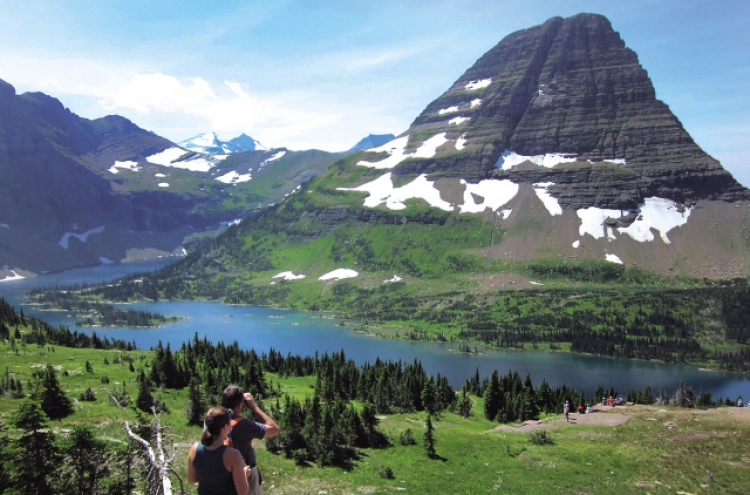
[188,407,251,495]
[221,385,280,495]
[563,401,570,422]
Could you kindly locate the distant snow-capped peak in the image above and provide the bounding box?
[178,132,266,155]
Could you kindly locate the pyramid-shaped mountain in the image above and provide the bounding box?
[373,13,745,209]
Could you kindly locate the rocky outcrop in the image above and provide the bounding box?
[395,13,748,208]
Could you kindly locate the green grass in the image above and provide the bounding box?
[2,339,749,494]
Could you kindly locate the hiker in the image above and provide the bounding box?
[586,404,594,414]
[738,397,744,408]
[563,400,570,422]
[187,407,251,495]
[577,404,584,415]
[221,385,280,495]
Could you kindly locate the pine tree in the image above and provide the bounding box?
[423,414,436,459]
[40,365,73,419]
[59,425,109,495]
[483,370,501,421]
[185,379,206,426]
[458,386,472,418]
[2,399,61,495]
[136,370,155,413]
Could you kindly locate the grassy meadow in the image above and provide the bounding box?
[1,338,748,495]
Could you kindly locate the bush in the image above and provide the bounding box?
[377,466,395,479]
[398,428,417,445]
[529,430,554,446]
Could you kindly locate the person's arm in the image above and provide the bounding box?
[226,448,250,495]
[244,393,280,438]
[186,444,199,484]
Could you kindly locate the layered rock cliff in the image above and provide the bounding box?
[394,13,747,209]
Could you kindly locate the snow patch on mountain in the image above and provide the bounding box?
[449,116,469,126]
[414,133,448,158]
[0,270,25,282]
[465,78,492,90]
[470,98,482,108]
[459,179,519,213]
[260,150,287,168]
[158,183,169,187]
[497,150,578,170]
[455,133,467,150]
[338,173,452,211]
[501,209,512,219]
[384,275,402,283]
[532,183,562,216]
[438,106,459,115]
[605,253,623,264]
[216,171,252,184]
[108,160,140,174]
[319,269,358,281]
[146,147,188,166]
[572,240,580,248]
[577,207,623,239]
[273,271,306,280]
[617,198,691,244]
[59,225,105,249]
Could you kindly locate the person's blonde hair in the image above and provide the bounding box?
[202,407,230,446]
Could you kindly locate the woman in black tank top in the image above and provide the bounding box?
[187,407,251,495]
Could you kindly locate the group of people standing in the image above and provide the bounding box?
[187,385,280,495]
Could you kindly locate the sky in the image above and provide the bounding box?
[1,0,749,186]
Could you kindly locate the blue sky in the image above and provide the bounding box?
[2,0,749,186]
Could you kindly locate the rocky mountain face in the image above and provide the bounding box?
[391,13,747,210]
[0,80,340,278]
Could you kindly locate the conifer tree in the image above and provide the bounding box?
[185,379,206,426]
[40,364,73,419]
[3,398,61,495]
[136,370,155,413]
[483,370,501,421]
[423,414,436,459]
[59,425,109,495]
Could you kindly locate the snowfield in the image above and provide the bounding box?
[459,179,519,213]
[501,209,512,219]
[155,173,166,177]
[496,150,578,170]
[319,269,358,281]
[572,240,580,248]
[532,183,562,216]
[59,225,105,249]
[438,106,459,115]
[465,78,492,90]
[146,147,187,166]
[605,253,623,264]
[617,197,691,244]
[273,271,306,280]
[357,133,448,168]
[470,98,482,108]
[216,171,252,184]
[0,270,25,282]
[107,160,140,174]
[260,150,287,167]
[449,116,469,126]
[455,133,467,150]
[158,183,170,188]
[384,275,403,283]
[339,173,452,211]
[577,207,623,239]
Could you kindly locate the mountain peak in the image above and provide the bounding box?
[349,133,396,152]
[179,132,266,154]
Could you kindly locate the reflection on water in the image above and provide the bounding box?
[2,260,749,399]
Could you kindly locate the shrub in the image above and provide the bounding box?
[377,466,395,479]
[529,430,554,446]
[398,428,417,446]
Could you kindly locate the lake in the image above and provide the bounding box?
[2,260,749,400]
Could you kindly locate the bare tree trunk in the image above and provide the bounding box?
[123,409,184,495]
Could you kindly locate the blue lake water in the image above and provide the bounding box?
[1,260,749,400]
